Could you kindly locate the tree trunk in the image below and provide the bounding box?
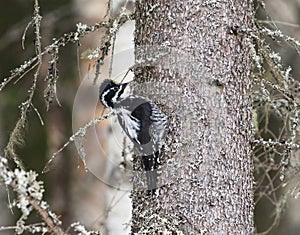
[71,0,108,233]
[132,0,254,234]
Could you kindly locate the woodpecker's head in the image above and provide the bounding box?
[99,79,128,108]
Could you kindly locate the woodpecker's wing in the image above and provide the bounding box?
[116,95,167,155]
[131,101,152,145]
[116,96,152,146]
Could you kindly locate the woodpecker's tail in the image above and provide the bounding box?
[142,151,160,195]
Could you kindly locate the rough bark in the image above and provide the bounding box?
[133,0,254,234]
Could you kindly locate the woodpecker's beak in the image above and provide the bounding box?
[110,79,129,87]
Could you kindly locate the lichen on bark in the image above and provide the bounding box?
[132,0,255,234]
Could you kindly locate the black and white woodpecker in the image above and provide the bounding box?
[99,79,168,193]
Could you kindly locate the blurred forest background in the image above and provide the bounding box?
[0,0,300,234]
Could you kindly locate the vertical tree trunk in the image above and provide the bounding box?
[133,0,254,234]
[71,0,108,233]
[47,106,72,226]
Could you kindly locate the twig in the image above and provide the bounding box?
[0,157,67,235]
[43,112,113,173]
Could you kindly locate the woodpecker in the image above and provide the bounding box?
[99,79,168,194]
